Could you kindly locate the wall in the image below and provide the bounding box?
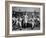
[0,0,46,38]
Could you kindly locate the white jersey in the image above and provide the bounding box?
[19,17,22,27]
[12,17,16,24]
[24,15,28,23]
[32,17,35,28]
[12,17,16,21]
[19,17,22,22]
[16,18,19,25]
